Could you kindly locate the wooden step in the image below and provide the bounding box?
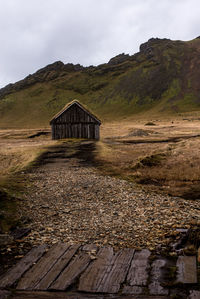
[0,242,198,298]
[17,243,71,290]
[123,249,151,295]
[35,244,80,290]
[79,247,134,293]
[3,290,171,299]
[148,259,169,296]
[49,248,94,290]
[0,245,47,288]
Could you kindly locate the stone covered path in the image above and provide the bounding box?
[18,140,200,250]
[0,242,199,299]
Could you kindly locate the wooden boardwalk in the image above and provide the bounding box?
[0,243,199,299]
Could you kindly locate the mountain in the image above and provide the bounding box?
[1,37,200,128]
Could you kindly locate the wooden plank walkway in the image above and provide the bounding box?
[0,242,198,298]
[0,245,47,288]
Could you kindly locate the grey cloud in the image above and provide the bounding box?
[0,0,200,87]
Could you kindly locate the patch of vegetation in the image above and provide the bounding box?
[95,123,200,198]
[185,228,200,248]
[28,87,43,97]
[145,122,156,126]
[138,153,166,167]
[27,131,50,138]
[0,131,54,234]
[0,189,18,233]
[181,184,200,200]
[135,177,163,186]
[0,175,25,233]
[167,266,177,280]
[163,78,181,100]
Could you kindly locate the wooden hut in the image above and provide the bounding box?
[50,100,101,140]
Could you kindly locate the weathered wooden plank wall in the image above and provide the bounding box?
[51,103,100,140]
[51,123,99,140]
[54,105,96,124]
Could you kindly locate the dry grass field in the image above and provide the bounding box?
[0,129,55,186]
[97,117,200,199]
[1,118,200,198]
[0,117,200,233]
[0,129,55,232]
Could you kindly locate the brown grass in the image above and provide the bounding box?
[1,120,200,200]
[0,129,55,180]
[96,118,200,198]
[0,118,200,232]
[0,129,55,232]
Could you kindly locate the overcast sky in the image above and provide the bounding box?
[0,0,200,88]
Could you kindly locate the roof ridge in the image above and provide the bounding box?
[50,100,101,124]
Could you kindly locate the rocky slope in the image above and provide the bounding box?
[1,37,200,127]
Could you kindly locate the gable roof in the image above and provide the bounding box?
[50,100,101,125]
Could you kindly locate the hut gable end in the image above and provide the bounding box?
[50,100,101,140]
[53,104,97,124]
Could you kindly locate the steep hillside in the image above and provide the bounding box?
[1,37,200,127]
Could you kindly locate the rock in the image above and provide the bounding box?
[128,129,150,137]
[188,290,200,299]
[140,38,170,51]
[0,61,83,99]
[108,53,130,65]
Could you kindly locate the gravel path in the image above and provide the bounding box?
[19,141,200,250]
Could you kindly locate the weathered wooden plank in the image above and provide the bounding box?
[0,245,47,288]
[122,285,144,295]
[8,290,171,299]
[122,249,150,294]
[125,249,150,287]
[149,259,169,295]
[82,244,98,252]
[35,244,80,290]
[34,244,80,290]
[198,247,200,263]
[49,250,92,290]
[79,248,134,293]
[176,256,197,284]
[54,104,98,125]
[78,247,114,292]
[17,243,69,290]
[98,248,134,293]
[9,291,106,299]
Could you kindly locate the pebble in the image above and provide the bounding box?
[18,155,200,249]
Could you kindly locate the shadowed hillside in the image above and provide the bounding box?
[1,37,200,127]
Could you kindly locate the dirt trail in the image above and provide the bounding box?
[19,140,199,250]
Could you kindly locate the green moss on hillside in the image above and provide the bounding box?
[1,37,200,127]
